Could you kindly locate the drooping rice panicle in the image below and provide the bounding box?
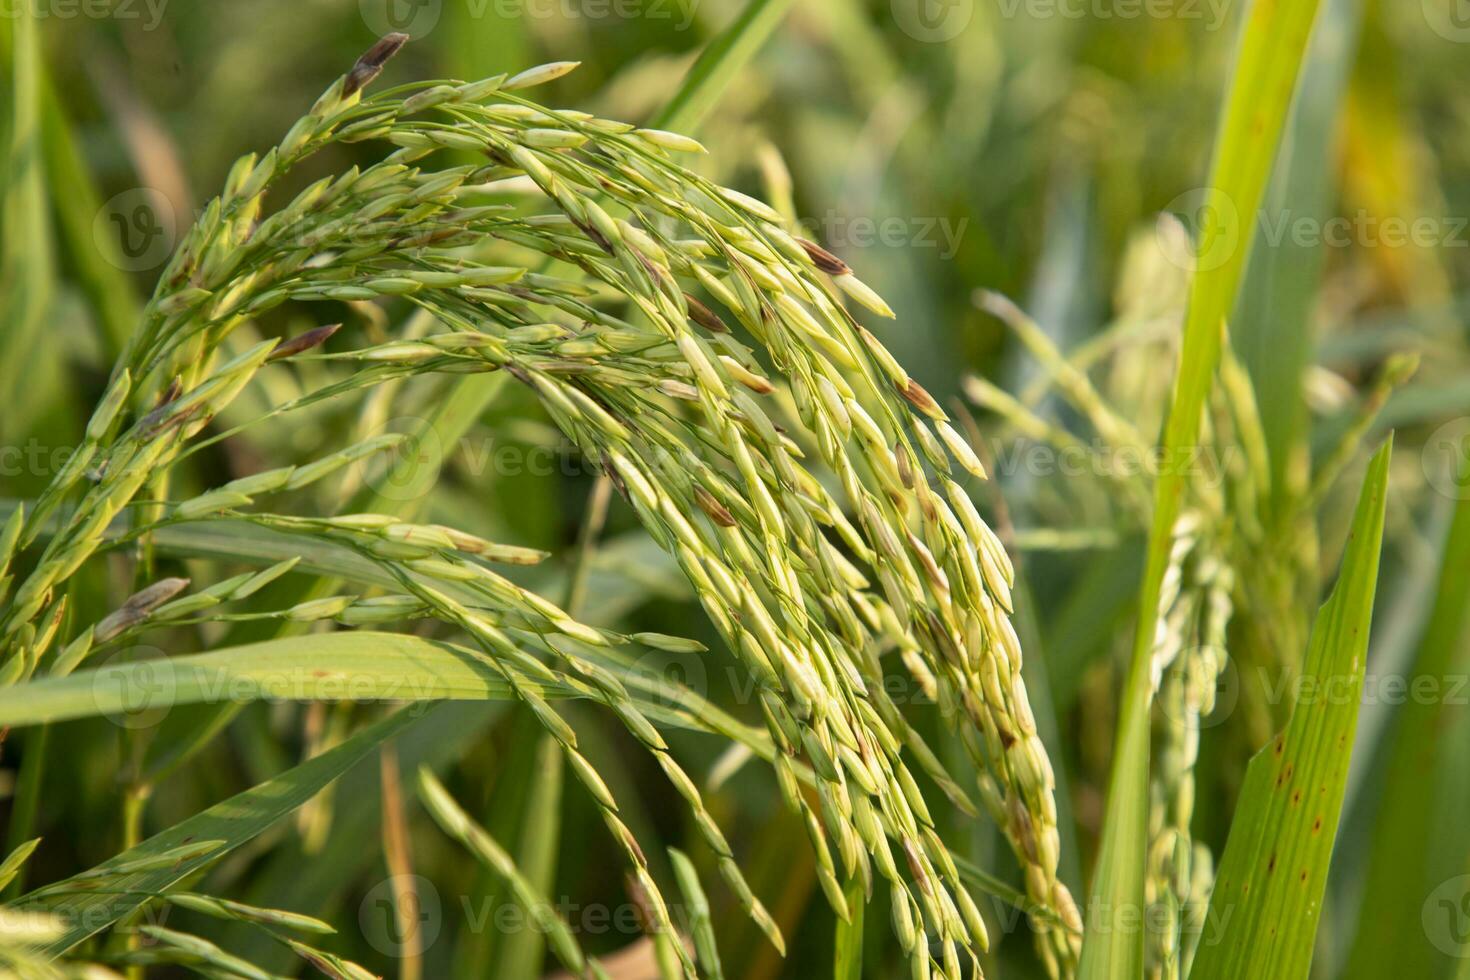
[0,38,1081,976]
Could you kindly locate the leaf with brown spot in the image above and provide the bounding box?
[1191,439,1391,980]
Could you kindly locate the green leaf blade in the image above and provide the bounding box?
[1080,1,1328,975]
[1190,438,1392,980]
[0,632,530,728]
[0,1,55,433]
[651,0,795,133]
[24,706,423,954]
[1344,450,1470,978]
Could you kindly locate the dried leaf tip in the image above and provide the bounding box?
[136,377,184,431]
[125,577,191,613]
[95,577,192,642]
[268,323,342,361]
[684,293,728,333]
[694,486,737,527]
[798,238,851,276]
[899,379,947,421]
[156,377,184,409]
[345,33,409,97]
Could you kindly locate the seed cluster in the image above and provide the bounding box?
[966,243,1420,977]
[1145,513,1233,980]
[1,38,1079,976]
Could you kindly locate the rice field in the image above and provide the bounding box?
[0,1,1466,978]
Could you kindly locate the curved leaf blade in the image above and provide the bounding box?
[24,706,422,954]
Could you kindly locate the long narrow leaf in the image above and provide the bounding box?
[1233,0,1366,508]
[1080,2,1327,974]
[833,873,863,980]
[1190,438,1391,979]
[0,1,54,432]
[39,74,142,358]
[0,632,530,727]
[651,0,795,133]
[490,733,564,979]
[24,706,421,954]
[1344,450,1470,979]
